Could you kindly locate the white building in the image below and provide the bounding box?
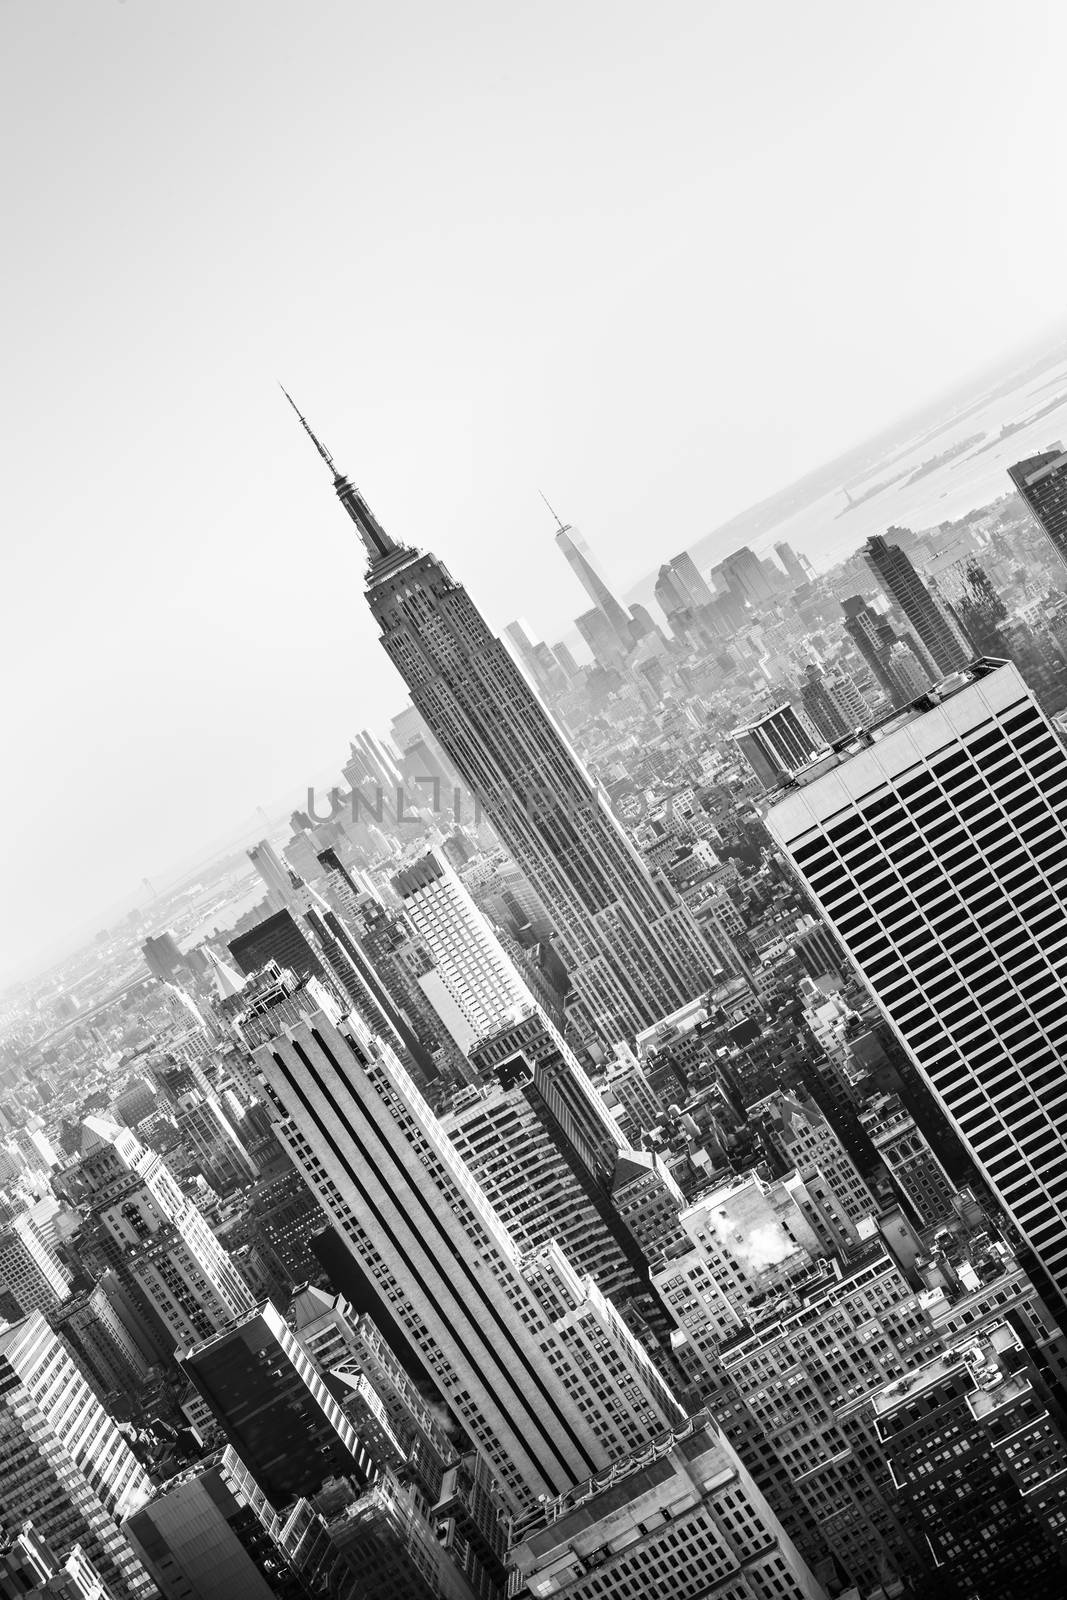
[0,1312,154,1600]
[247,975,682,1516]
[393,849,535,1052]
[767,661,1067,1312]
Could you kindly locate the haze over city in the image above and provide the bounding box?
[5,0,1067,982]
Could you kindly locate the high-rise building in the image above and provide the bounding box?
[179,1303,377,1508]
[124,1447,343,1600]
[0,1524,117,1600]
[710,546,777,608]
[766,660,1067,1315]
[667,549,715,609]
[863,535,973,677]
[655,554,713,623]
[751,1089,879,1248]
[551,641,580,680]
[574,604,628,669]
[859,1093,957,1230]
[314,1468,482,1600]
[49,1271,157,1402]
[1009,444,1067,572]
[503,619,566,702]
[552,522,634,655]
[653,563,691,626]
[229,908,323,986]
[774,540,816,588]
[0,1211,71,1321]
[440,1078,651,1326]
[872,1322,1067,1598]
[247,976,683,1515]
[841,594,932,706]
[283,395,715,1038]
[392,850,535,1052]
[342,728,404,801]
[508,1411,828,1600]
[140,932,186,985]
[63,1117,255,1350]
[0,1313,154,1600]
[247,840,295,913]
[730,702,826,788]
[798,663,870,743]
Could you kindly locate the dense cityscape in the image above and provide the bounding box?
[1,377,1067,1600]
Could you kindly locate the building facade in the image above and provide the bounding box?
[766,661,1067,1315]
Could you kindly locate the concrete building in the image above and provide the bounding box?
[247,974,683,1516]
[731,702,826,789]
[0,1313,154,1600]
[393,849,535,1052]
[178,1302,377,1509]
[507,1411,828,1600]
[766,661,1067,1316]
[0,1210,71,1321]
[281,398,716,1040]
[863,535,973,678]
[872,1322,1067,1597]
[1009,445,1067,573]
[124,1448,342,1600]
[859,1094,957,1230]
[64,1117,255,1350]
[0,1525,116,1600]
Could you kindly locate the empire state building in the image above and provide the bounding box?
[284,394,716,1038]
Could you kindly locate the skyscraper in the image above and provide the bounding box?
[551,518,634,655]
[246,976,683,1514]
[730,702,826,788]
[666,549,714,609]
[798,663,870,743]
[392,849,535,1052]
[64,1117,255,1350]
[863,534,973,677]
[283,394,715,1037]
[841,594,931,707]
[0,1525,117,1600]
[774,540,816,588]
[247,839,295,913]
[0,1210,71,1321]
[1009,444,1067,571]
[508,1412,828,1600]
[766,660,1067,1314]
[178,1303,377,1508]
[124,1447,344,1600]
[0,1313,154,1600]
[710,545,776,608]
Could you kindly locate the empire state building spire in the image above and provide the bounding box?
[280,386,396,560]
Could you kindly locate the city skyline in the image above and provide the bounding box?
[7,0,1067,985]
[9,7,1067,1595]
[5,340,1067,992]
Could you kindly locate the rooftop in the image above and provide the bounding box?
[765,657,1010,795]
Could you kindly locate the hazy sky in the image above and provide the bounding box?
[3,0,1064,986]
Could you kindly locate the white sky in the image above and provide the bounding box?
[2,0,1064,986]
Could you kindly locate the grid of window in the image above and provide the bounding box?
[777,687,1067,1308]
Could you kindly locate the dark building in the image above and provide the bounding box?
[873,1324,1067,1599]
[1009,446,1067,572]
[841,594,931,707]
[730,702,825,788]
[178,1303,377,1508]
[793,917,845,981]
[864,535,973,678]
[141,932,187,985]
[229,911,324,986]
